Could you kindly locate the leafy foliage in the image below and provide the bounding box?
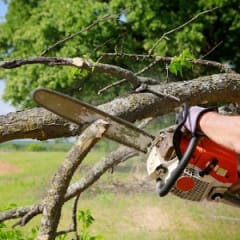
[0,209,102,240]
[0,0,240,107]
[169,49,195,76]
[0,222,34,240]
[78,209,103,240]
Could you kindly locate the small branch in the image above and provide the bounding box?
[136,58,162,76]
[0,204,42,223]
[71,194,81,239]
[102,52,235,73]
[135,83,180,102]
[65,144,139,201]
[148,7,219,55]
[12,204,43,227]
[98,58,161,95]
[41,14,118,56]
[55,194,81,238]
[0,146,138,227]
[0,56,142,87]
[200,40,223,59]
[98,79,127,95]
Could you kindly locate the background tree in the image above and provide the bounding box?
[0,0,240,107]
[1,1,240,239]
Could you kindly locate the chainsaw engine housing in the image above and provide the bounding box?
[147,135,239,204]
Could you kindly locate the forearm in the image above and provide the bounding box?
[199,112,240,153]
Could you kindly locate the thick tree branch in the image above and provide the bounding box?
[99,73,240,120]
[0,108,82,143]
[1,73,240,144]
[36,119,109,240]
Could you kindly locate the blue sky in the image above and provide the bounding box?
[0,1,7,21]
[0,81,15,114]
[0,1,15,114]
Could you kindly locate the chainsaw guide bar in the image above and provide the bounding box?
[33,88,154,153]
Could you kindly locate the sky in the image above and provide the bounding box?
[0,1,15,115]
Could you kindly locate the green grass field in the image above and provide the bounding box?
[1,149,240,239]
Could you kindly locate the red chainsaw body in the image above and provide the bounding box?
[180,136,238,185]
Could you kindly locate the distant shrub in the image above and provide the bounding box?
[0,222,34,240]
[25,143,47,152]
[0,141,72,152]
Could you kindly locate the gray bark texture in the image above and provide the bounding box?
[1,73,240,144]
[36,119,109,240]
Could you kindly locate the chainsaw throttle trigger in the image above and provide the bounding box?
[199,158,218,177]
[157,135,199,196]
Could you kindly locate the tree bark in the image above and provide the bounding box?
[36,119,109,240]
[0,108,81,143]
[0,73,240,143]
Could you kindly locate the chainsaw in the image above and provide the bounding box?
[33,88,240,207]
[147,104,240,207]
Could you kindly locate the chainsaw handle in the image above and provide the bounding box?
[157,135,198,197]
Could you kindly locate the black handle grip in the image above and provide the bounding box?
[157,135,198,196]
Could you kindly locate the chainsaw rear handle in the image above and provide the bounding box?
[157,134,199,197]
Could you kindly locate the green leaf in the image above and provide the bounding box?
[169,49,195,76]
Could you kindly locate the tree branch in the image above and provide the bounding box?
[41,14,118,56]
[0,204,42,224]
[0,119,151,227]
[36,119,109,240]
[0,144,139,225]
[1,73,240,144]
[148,7,219,55]
[102,53,235,73]
[0,57,144,87]
[0,108,82,143]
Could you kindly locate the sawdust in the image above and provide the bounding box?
[0,160,20,175]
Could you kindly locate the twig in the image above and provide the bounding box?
[55,194,81,239]
[55,228,75,238]
[98,79,127,95]
[98,58,162,95]
[135,83,180,102]
[0,204,42,224]
[148,7,219,55]
[200,40,223,59]
[136,58,161,76]
[12,204,42,227]
[102,52,235,73]
[40,14,118,56]
[71,193,81,239]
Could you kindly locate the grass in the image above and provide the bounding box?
[1,149,240,239]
